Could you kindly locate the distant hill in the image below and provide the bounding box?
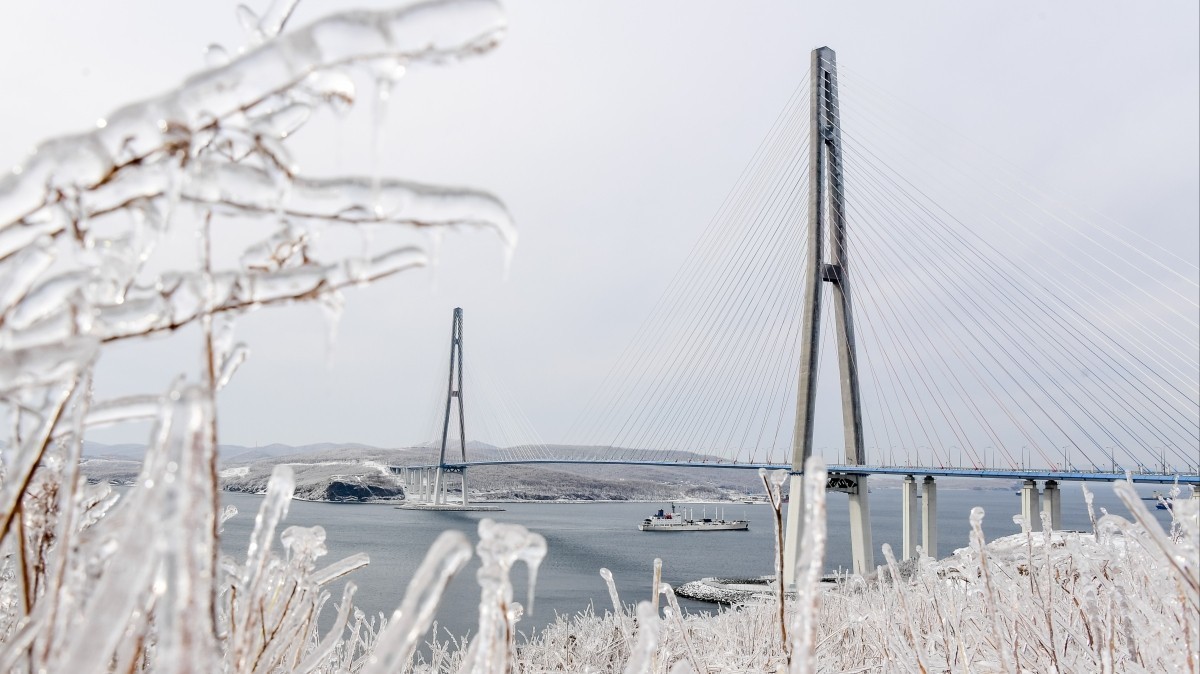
[82,442,152,461]
[79,441,771,501]
[79,440,1016,501]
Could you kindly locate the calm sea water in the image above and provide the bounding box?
[218,481,1179,643]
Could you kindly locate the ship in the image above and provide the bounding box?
[638,504,749,532]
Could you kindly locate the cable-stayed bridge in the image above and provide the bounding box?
[390,48,1199,583]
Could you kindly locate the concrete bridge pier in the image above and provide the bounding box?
[902,475,939,559]
[922,476,938,558]
[1020,479,1042,532]
[1042,479,1062,530]
[847,479,873,575]
[902,475,918,559]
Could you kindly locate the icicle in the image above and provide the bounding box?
[788,457,828,674]
[7,271,88,330]
[255,0,301,39]
[459,518,547,674]
[651,558,662,614]
[204,43,231,68]
[622,602,661,674]
[599,567,629,638]
[658,582,705,674]
[281,524,328,570]
[0,242,55,316]
[428,227,444,292]
[310,552,370,587]
[235,4,263,45]
[251,102,312,140]
[302,69,356,114]
[240,464,294,586]
[362,530,472,674]
[295,581,358,674]
[218,504,238,530]
[498,234,515,282]
[152,386,219,674]
[370,59,406,219]
[318,291,344,367]
[1081,483,1098,540]
[229,465,295,670]
[80,394,163,429]
[215,343,248,390]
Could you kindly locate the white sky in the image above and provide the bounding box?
[2,1,1196,453]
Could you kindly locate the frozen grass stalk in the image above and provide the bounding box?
[759,467,788,654]
[787,457,826,674]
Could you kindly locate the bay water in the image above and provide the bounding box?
[218,480,1180,644]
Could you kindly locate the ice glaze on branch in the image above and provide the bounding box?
[83,160,515,242]
[1,247,427,350]
[0,0,506,231]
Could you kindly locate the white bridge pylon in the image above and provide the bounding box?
[784,46,873,584]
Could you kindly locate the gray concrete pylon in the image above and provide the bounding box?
[784,46,874,585]
[902,475,918,559]
[921,476,937,558]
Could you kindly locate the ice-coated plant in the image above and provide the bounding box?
[0,0,518,671]
[415,468,1197,673]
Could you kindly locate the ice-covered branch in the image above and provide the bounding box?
[82,160,515,243]
[1,247,426,351]
[0,0,506,230]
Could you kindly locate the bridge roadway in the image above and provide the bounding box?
[389,458,1200,485]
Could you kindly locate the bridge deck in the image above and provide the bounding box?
[389,459,1199,485]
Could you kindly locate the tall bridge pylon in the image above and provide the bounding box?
[433,307,469,505]
[784,46,874,584]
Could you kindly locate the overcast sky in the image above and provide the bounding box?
[2,1,1196,454]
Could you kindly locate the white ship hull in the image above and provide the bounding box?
[638,520,749,532]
